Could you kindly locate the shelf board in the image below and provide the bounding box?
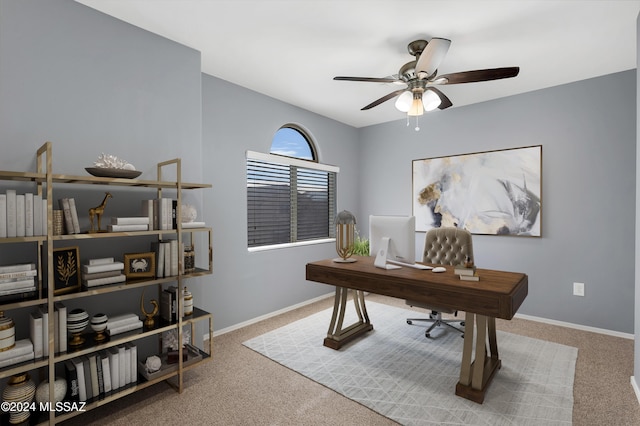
[0,170,46,182]
[50,173,211,189]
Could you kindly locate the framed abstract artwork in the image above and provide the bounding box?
[412,145,542,236]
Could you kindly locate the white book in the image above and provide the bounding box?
[0,351,35,368]
[54,304,59,353]
[41,198,47,235]
[181,221,206,229]
[0,193,6,238]
[118,346,126,387]
[73,357,87,402]
[141,200,154,230]
[89,354,99,397]
[83,270,121,280]
[151,241,165,278]
[55,302,67,353]
[0,269,37,280]
[111,217,149,225]
[108,347,120,390]
[0,278,36,291]
[127,343,137,384]
[170,239,179,276]
[6,189,16,237]
[106,313,139,329]
[15,194,25,237]
[82,261,124,274]
[68,198,81,234]
[123,345,131,385]
[59,198,74,235]
[163,241,171,277]
[108,320,143,336]
[89,257,115,266]
[39,305,49,357]
[100,350,112,393]
[107,224,149,232]
[33,194,42,236]
[29,310,43,358]
[24,193,33,237]
[0,339,34,362]
[82,274,126,287]
[160,198,170,230]
[0,263,35,273]
[0,286,35,296]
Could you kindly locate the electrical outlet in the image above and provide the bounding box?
[573,282,585,297]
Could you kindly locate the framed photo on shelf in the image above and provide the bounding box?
[53,246,81,295]
[124,252,156,280]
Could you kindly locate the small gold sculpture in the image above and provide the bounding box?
[88,192,112,233]
[140,289,159,329]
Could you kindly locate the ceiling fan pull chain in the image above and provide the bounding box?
[414,115,420,132]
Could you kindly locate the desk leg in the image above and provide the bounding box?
[323,287,373,350]
[456,313,501,404]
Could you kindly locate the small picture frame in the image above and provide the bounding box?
[53,246,81,295]
[124,252,156,280]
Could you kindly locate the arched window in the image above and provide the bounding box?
[247,125,338,249]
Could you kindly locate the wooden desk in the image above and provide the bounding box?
[305,256,528,403]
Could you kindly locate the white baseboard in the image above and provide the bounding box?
[514,313,634,340]
[213,292,334,337]
[631,376,640,405]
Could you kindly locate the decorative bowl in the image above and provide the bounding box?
[85,167,142,179]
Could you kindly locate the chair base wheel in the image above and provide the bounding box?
[407,320,413,325]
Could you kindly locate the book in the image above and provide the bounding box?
[106,313,140,329]
[0,350,34,368]
[0,277,36,291]
[65,359,80,402]
[39,305,49,357]
[110,217,150,225]
[118,346,126,387]
[0,193,6,237]
[127,342,137,384]
[163,241,171,277]
[73,357,87,402]
[41,198,47,235]
[170,239,179,276]
[82,355,93,400]
[181,221,206,229]
[33,194,42,236]
[82,274,126,287]
[0,339,33,362]
[100,350,112,393]
[108,347,120,390]
[123,345,131,385]
[141,200,155,230]
[29,310,43,358]
[82,269,122,280]
[24,192,33,237]
[6,189,16,237]
[54,303,59,354]
[0,285,35,296]
[0,269,37,280]
[0,263,35,274]
[89,354,100,397]
[459,273,480,282]
[107,223,149,232]
[68,198,81,233]
[454,264,477,276]
[0,290,36,304]
[55,301,67,353]
[82,261,124,274]
[96,353,104,395]
[89,257,115,266]
[59,198,74,235]
[108,320,143,336]
[151,241,165,278]
[15,194,25,237]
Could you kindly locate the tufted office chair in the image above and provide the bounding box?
[406,227,474,338]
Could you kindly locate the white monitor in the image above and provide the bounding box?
[369,215,416,269]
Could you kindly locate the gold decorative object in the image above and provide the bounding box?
[140,289,159,329]
[0,311,16,352]
[333,210,357,263]
[183,287,193,316]
[88,192,112,233]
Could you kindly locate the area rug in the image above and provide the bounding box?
[243,301,577,426]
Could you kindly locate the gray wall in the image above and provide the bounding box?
[635,11,640,393]
[358,70,636,334]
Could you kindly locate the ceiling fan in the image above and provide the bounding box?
[334,38,519,122]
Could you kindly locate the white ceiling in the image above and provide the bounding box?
[76,0,640,128]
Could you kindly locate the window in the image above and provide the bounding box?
[247,126,338,249]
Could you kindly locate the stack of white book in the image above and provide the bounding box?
[0,190,48,238]
[0,263,37,299]
[0,339,34,368]
[29,302,67,357]
[151,240,183,278]
[106,313,142,335]
[108,217,149,232]
[82,258,125,287]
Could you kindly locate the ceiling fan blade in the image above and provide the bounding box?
[415,38,451,77]
[426,87,453,110]
[361,89,407,110]
[334,76,400,83]
[436,67,520,85]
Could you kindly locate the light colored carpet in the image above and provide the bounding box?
[243,301,577,426]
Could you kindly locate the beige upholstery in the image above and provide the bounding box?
[406,227,474,338]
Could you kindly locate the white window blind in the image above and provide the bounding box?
[246,151,338,248]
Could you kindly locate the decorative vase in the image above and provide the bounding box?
[181,204,197,223]
[183,287,193,316]
[2,373,36,424]
[90,313,108,342]
[34,377,67,405]
[0,311,16,352]
[67,309,89,347]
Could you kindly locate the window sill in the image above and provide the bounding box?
[248,238,335,253]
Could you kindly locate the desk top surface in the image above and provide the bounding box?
[306,256,528,320]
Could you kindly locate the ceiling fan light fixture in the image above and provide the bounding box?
[394,91,413,112]
[407,93,424,116]
[423,90,441,111]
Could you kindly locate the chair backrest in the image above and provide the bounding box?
[423,227,474,266]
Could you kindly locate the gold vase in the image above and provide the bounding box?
[2,373,36,424]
